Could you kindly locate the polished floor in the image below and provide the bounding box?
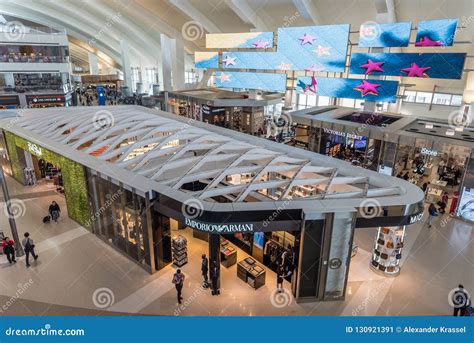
[0,175,472,316]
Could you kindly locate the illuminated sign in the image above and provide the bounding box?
[27,142,42,156]
[185,217,254,233]
[409,213,424,224]
[420,147,438,156]
[323,128,363,140]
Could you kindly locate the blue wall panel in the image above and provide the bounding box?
[206,32,273,48]
[195,52,219,68]
[358,22,412,47]
[415,19,458,46]
[296,77,399,103]
[215,72,287,92]
[221,24,349,72]
[350,53,465,79]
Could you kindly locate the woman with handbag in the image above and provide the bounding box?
[428,203,438,228]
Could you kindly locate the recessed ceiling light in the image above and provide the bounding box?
[446,129,455,136]
[425,123,433,129]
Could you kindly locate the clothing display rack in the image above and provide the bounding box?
[172,235,188,267]
[23,167,36,186]
[237,257,266,290]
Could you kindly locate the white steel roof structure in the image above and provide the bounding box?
[1,106,424,214]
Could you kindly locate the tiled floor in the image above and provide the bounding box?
[0,175,472,316]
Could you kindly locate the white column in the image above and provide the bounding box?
[4,73,14,87]
[160,34,173,91]
[88,52,99,75]
[120,40,132,96]
[171,38,185,90]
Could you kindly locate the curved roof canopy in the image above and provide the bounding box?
[2,106,424,214]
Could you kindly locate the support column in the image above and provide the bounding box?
[371,225,406,276]
[172,38,185,90]
[120,40,132,96]
[4,73,14,88]
[208,234,221,295]
[160,34,173,91]
[87,52,99,75]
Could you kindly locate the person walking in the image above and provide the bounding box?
[49,201,61,223]
[201,254,209,286]
[172,269,185,304]
[452,285,470,316]
[276,265,284,293]
[2,237,16,264]
[427,203,438,228]
[22,232,38,267]
[210,261,220,296]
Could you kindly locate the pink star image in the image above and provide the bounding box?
[401,63,430,77]
[277,61,292,70]
[354,80,381,96]
[252,40,269,48]
[415,36,444,47]
[360,59,385,74]
[299,33,316,45]
[219,72,231,82]
[222,55,236,66]
[314,45,331,57]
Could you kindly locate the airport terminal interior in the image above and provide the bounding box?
[0,0,473,317]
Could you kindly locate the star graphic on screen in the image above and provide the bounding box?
[314,45,331,57]
[354,80,381,96]
[360,59,385,74]
[299,33,316,45]
[277,61,292,70]
[252,40,269,48]
[222,55,236,66]
[219,72,231,82]
[401,63,430,77]
[415,36,444,47]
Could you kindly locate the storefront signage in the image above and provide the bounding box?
[420,147,438,156]
[409,213,424,224]
[27,142,42,156]
[323,128,363,140]
[27,95,65,104]
[185,217,254,233]
[202,105,225,115]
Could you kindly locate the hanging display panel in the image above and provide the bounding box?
[194,51,219,68]
[415,19,458,47]
[206,32,274,49]
[296,76,399,103]
[358,22,412,47]
[350,53,466,79]
[215,71,287,92]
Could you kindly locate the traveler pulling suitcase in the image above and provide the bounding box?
[43,215,51,224]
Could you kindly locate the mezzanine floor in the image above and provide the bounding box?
[0,175,472,316]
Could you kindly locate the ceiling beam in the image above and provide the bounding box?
[375,0,397,23]
[227,0,269,31]
[169,0,221,33]
[292,0,320,24]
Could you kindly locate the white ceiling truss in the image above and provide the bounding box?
[16,107,402,204]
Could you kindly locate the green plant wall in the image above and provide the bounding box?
[4,131,91,229]
[4,131,24,184]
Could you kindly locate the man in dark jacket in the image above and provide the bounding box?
[201,254,209,286]
[22,232,38,267]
